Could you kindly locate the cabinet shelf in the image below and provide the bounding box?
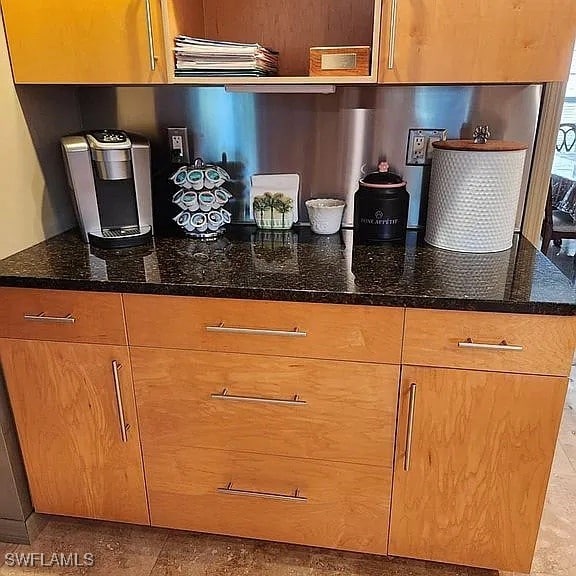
[170,75,377,86]
[162,0,382,85]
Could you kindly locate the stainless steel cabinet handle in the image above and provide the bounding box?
[206,323,307,338]
[112,361,130,443]
[404,383,417,471]
[144,0,157,71]
[212,388,306,406]
[23,312,75,324]
[218,482,307,503]
[387,0,399,70]
[458,338,523,352]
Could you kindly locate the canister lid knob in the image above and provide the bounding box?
[378,161,390,173]
[473,125,491,144]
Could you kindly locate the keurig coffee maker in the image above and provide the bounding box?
[61,130,153,249]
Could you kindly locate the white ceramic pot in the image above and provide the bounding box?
[305,199,346,235]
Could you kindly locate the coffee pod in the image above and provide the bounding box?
[205,168,224,189]
[172,167,191,189]
[199,191,215,212]
[221,208,232,224]
[216,166,231,181]
[214,188,231,206]
[187,169,204,191]
[172,189,188,210]
[173,210,191,229]
[191,212,208,232]
[181,191,199,211]
[207,210,224,231]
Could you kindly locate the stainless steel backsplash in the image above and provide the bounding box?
[78,84,542,228]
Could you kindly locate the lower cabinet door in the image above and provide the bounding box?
[390,366,567,573]
[146,445,391,554]
[0,339,149,524]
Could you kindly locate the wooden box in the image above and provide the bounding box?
[309,46,371,77]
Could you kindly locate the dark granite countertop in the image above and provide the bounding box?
[0,226,574,315]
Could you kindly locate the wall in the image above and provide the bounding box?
[78,84,542,233]
[0,19,78,259]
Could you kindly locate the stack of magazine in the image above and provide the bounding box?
[174,36,279,77]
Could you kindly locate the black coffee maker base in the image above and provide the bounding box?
[88,227,153,249]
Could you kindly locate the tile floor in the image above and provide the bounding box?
[0,381,573,576]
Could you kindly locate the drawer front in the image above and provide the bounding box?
[403,309,576,376]
[124,295,403,364]
[145,445,390,554]
[132,349,399,466]
[0,288,126,345]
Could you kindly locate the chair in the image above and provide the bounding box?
[541,179,576,255]
[541,124,576,255]
[556,123,576,156]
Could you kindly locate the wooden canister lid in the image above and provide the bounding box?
[432,140,528,152]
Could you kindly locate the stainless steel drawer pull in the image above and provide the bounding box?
[387,0,399,70]
[212,388,307,406]
[458,338,523,352]
[23,312,76,324]
[206,322,307,338]
[144,0,157,71]
[112,361,130,443]
[218,482,307,503]
[404,383,417,472]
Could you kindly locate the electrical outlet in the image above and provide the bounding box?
[168,127,190,165]
[406,128,447,166]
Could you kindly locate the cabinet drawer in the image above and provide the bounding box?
[132,349,399,466]
[0,288,126,345]
[403,309,576,376]
[124,295,403,364]
[145,445,390,554]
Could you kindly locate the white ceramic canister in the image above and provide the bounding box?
[425,138,528,253]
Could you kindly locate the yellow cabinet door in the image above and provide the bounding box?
[390,366,567,573]
[1,0,166,83]
[0,339,149,524]
[379,0,576,83]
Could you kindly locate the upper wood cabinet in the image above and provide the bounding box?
[379,0,576,83]
[0,339,149,524]
[389,366,567,573]
[1,0,166,84]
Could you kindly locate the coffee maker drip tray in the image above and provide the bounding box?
[88,225,152,249]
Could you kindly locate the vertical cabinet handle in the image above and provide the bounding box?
[144,0,157,71]
[387,0,399,70]
[404,383,417,471]
[112,361,130,443]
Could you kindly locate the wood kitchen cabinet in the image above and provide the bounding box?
[389,366,567,573]
[379,0,576,83]
[0,339,149,524]
[0,0,166,84]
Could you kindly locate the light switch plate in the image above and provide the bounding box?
[406,128,447,166]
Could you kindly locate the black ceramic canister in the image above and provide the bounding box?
[354,161,409,243]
